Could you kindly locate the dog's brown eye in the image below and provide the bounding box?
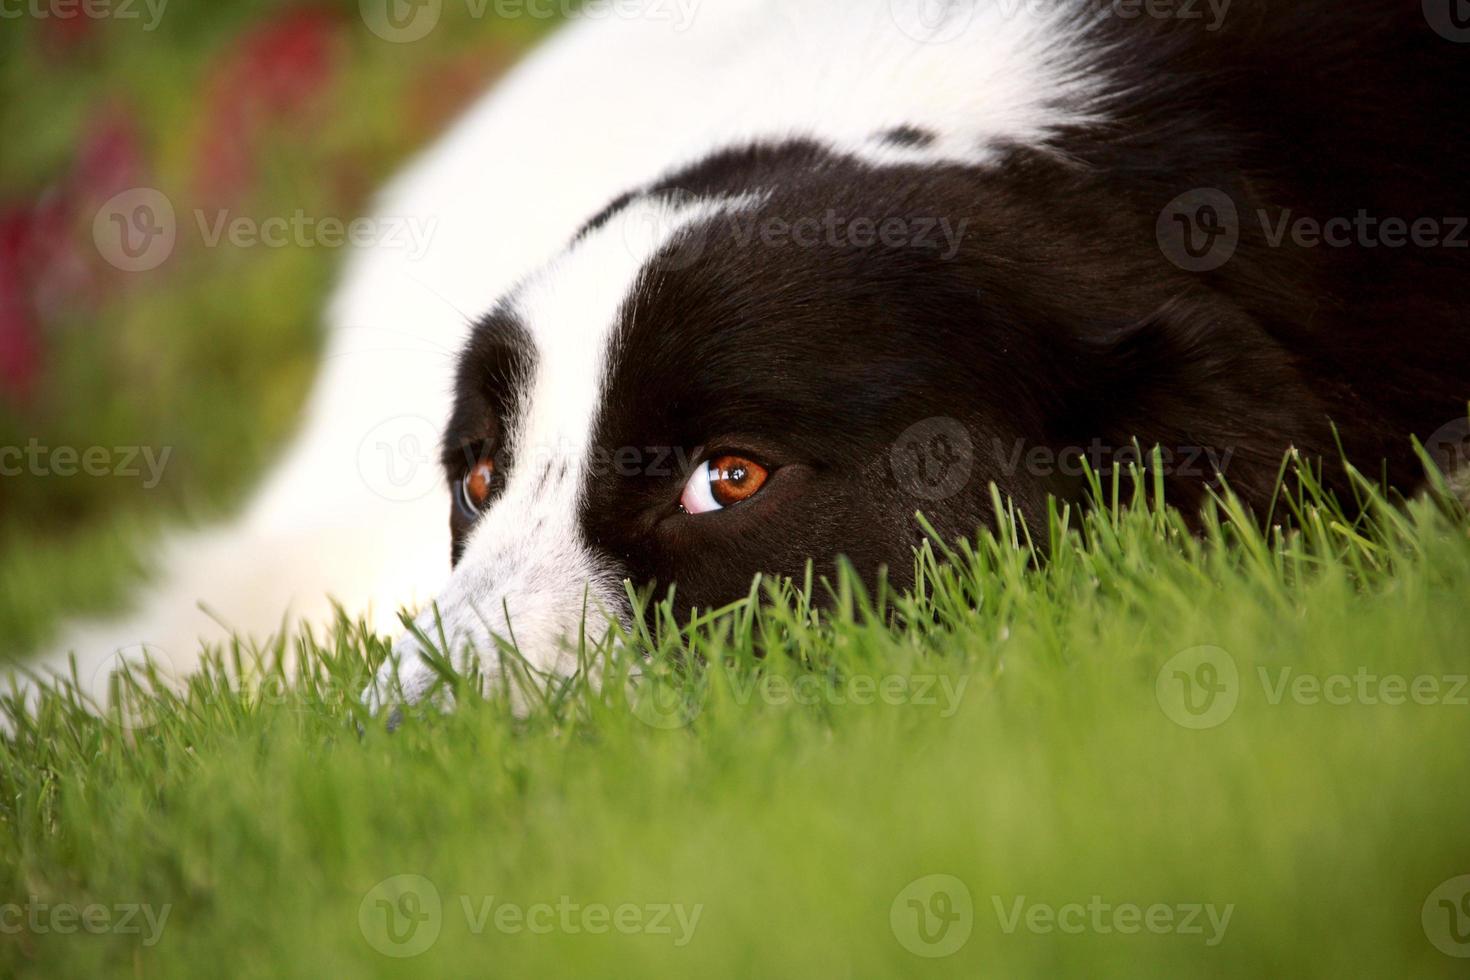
[710,455,767,505]
[680,454,769,514]
[455,458,496,520]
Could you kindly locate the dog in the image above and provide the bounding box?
[24,0,1470,716]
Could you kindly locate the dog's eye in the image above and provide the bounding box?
[455,457,497,521]
[680,454,769,514]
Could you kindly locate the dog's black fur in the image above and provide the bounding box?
[449,2,1469,614]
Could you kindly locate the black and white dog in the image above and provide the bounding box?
[35,0,1470,711]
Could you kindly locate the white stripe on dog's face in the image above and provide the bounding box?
[365,195,755,709]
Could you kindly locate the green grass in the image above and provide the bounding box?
[4,462,1470,977]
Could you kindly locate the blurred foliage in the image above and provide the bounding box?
[0,0,544,652]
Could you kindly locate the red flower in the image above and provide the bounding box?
[0,208,44,404]
[194,8,345,204]
[39,9,96,57]
[0,108,143,405]
[72,109,149,207]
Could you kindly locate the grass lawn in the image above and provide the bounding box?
[4,467,1470,977]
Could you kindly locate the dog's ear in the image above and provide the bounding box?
[1055,297,1337,514]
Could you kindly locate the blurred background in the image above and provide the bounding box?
[0,1,549,658]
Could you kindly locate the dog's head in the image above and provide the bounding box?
[377,141,1329,700]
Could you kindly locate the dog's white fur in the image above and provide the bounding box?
[22,1,1097,707]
